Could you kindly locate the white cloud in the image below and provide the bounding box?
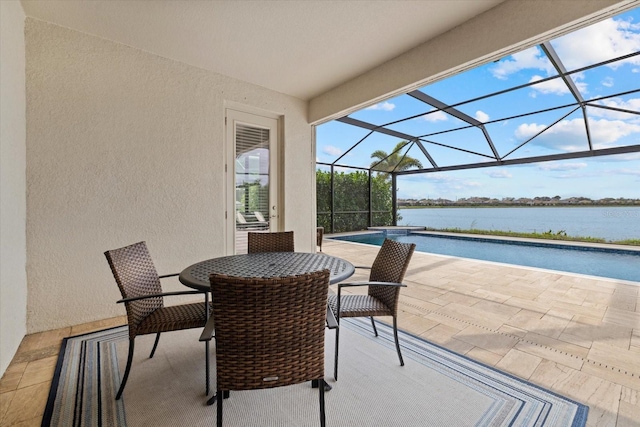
[521,119,591,150]
[588,118,640,148]
[601,77,614,87]
[588,97,640,120]
[537,162,587,171]
[615,168,640,177]
[422,110,448,122]
[365,101,395,111]
[486,170,512,178]
[490,16,640,98]
[551,17,640,71]
[515,123,547,140]
[322,145,343,157]
[528,73,588,96]
[490,46,554,80]
[528,76,569,95]
[515,117,640,151]
[475,110,490,122]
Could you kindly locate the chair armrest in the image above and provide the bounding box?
[199,316,215,342]
[325,304,338,330]
[158,273,179,279]
[337,281,406,289]
[117,290,206,304]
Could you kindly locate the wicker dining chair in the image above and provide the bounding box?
[104,241,211,400]
[247,231,294,253]
[328,238,415,380]
[202,270,330,427]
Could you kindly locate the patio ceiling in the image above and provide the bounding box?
[19,0,505,100]
[317,7,640,174]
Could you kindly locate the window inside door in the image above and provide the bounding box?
[235,124,271,231]
[227,108,280,255]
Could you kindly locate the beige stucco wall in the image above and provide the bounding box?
[0,0,27,375]
[25,19,313,333]
[309,0,635,123]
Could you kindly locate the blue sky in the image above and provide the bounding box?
[316,7,640,200]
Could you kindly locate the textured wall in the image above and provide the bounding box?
[25,19,312,333]
[309,0,632,122]
[0,0,27,375]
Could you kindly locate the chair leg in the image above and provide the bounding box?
[149,332,161,358]
[333,326,340,381]
[311,379,333,391]
[204,292,211,395]
[216,389,224,427]
[393,316,404,366]
[205,340,210,395]
[207,390,230,406]
[370,316,378,337]
[318,379,326,427]
[116,338,135,400]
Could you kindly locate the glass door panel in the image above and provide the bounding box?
[226,109,279,254]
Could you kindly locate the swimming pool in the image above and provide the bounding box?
[330,232,640,283]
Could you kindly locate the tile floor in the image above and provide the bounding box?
[1,239,639,426]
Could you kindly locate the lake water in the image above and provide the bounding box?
[398,206,640,241]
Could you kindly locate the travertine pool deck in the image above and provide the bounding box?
[323,238,640,427]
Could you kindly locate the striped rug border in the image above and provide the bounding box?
[349,317,589,427]
[41,326,126,427]
[42,329,70,427]
[42,320,588,426]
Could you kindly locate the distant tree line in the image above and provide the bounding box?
[399,196,640,207]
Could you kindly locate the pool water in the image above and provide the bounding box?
[331,232,640,283]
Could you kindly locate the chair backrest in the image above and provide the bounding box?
[247,231,294,253]
[254,211,267,223]
[210,270,329,391]
[368,239,416,313]
[236,211,248,224]
[104,241,164,335]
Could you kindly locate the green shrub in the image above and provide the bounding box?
[317,169,394,233]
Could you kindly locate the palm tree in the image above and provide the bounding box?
[370,141,422,173]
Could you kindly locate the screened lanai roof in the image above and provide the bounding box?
[316,7,640,176]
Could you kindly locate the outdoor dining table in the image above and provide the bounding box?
[179,251,354,399]
[179,250,355,336]
[179,251,355,333]
[179,251,355,291]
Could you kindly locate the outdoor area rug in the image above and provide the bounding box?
[43,317,588,426]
